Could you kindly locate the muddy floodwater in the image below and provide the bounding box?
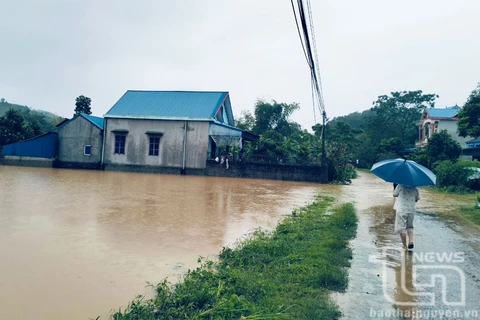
[0,166,327,320]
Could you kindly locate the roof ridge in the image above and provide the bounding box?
[126,90,228,94]
[78,114,104,129]
[105,91,230,120]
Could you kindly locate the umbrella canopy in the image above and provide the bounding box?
[370,158,436,187]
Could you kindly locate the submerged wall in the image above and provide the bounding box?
[0,156,55,167]
[104,161,327,183]
[202,161,327,183]
[1,156,327,183]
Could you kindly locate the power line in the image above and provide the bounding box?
[290,0,326,123]
[290,0,328,168]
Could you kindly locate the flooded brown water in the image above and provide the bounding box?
[0,166,329,320]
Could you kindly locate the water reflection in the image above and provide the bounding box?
[393,253,416,316]
[0,166,322,320]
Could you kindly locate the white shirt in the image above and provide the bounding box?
[393,185,420,213]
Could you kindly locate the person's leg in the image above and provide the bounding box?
[395,211,408,251]
[407,212,415,248]
[400,232,407,251]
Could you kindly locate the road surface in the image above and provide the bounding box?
[333,171,480,319]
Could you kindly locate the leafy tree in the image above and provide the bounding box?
[235,110,255,132]
[329,109,375,130]
[254,130,285,161]
[252,100,300,136]
[378,137,405,156]
[327,141,356,181]
[0,109,28,146]
[74,95,92,115]
[406,148,429,168]
[368,90,438,146]
[24,119,42,138]
[425,129,462,167]
[457,83,480,138]
[325,121,361,151]
[21,108,61,133]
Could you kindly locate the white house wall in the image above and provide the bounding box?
[104,118,209,169]
[58,116,103,163]
[437,121,470,147]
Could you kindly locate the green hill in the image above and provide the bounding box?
[0,99,65,134]
[0,101,29,117]
[0,99,62,122]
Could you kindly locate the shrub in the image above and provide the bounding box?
[407,148,429,168]
[433,160,479,190]
[342,164,357,180]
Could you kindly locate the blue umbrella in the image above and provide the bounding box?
[370,158,436,187]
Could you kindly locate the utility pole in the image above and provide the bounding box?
[321,111,327,172]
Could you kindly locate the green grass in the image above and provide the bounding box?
[460,206,480,225]
[424,188,480,226]
[109,196,357,320]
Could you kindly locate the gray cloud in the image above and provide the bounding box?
[0,0,479,128]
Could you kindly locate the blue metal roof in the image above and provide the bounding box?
[82,114,104,129]
[209,121,243,136]
[209,120,259,141]
[427,106,460,118]
[56,114,104,130]
[105,90,229,120]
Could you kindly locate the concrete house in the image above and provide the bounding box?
[416,105,470,148]
[56,114,104,169]
[102,90,258,173]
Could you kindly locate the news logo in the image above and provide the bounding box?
[369,247,466,307]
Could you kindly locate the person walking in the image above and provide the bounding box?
[393,184,420,251]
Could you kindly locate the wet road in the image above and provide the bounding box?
[334,171,480,319]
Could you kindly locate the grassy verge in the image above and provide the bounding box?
[425,188,480,226]
[109,196,357,320]
[459,206,480,225]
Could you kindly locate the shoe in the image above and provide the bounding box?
[408,243,414,250]
[402,246,408,252]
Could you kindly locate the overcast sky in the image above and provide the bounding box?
[1,0,479,129]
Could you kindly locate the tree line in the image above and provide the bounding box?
[2,85,480,187]
[236,83,480,184]
[0,95,91,147]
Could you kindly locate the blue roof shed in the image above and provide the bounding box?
[1,132,57,158]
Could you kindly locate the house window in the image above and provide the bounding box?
[84,145,92,156]
[149,136,160,156]
[114,135,126,154]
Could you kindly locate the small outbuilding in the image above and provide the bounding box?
[0,132,58,167]
[56,113,104,169]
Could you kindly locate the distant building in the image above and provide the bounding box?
[461,137,480,161]
[416,105,471,148]
[56,114,104,169]
[102,90,258,172]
